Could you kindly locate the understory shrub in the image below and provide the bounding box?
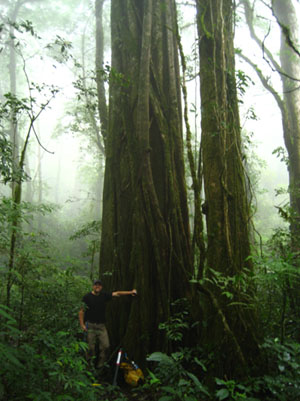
[144,348,210,401]
[0,305,93,401]
[250,338,300,401]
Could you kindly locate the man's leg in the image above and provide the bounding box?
[96,324,110,369]
[86,324,98,369]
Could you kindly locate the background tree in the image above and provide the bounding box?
[240,0,300,245]
[240,0,300,337]
[100,0,193,363]
[95,0,108,144]
[196,0,262,378]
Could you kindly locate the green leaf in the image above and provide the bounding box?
[216,388,230,400]
[161,385,178,395]
[0,344,23,368]
[186,372,210,396]
[0,305,16,324]
[147,369,161,385]
[193,357,207,371]
[147,352,173,364]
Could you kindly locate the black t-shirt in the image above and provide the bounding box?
[82,291,113,324]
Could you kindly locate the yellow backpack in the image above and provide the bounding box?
[120,360,144,387]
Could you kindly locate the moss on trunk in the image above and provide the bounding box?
[100,0,193,363]
[196,0,262,378]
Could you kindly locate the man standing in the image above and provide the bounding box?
[79,279,137,370]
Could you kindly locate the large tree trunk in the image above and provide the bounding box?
[196,0,261,378]
[100,0,193,363]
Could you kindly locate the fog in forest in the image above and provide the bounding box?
[0,0,297,282]
[2,1,300,399]
[1,1,292,243]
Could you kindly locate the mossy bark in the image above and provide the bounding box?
[99,0,192,363]
[196,0,262,378]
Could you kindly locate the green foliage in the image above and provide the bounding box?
[0,92,28,184]
[69,220,101,241]
[200,267,255,306]
[1,3,300,401]
[272,147,289,167]
[2,92,31,121]
[142,338,300,401]
[248,339,300,401]
[0,234,98,401]
[0,305,23,369]
[0,133,14,184]
[108,66,131,88]
[69,220,101,275]
[251,232,300,339]
[236,69,255,98]
[0,83,59,184]
[215,378,258,401]
[146,349,210,401]
[0,305,100,401]
[0,196,56,259]
[9,19,39,38]
[46,35,73,63]
[158,298,190,342]
[0,200,299,401]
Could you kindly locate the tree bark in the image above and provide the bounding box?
[8,1,22,197]
[196,0,262,378]
[95,0,108,143]
[100,0,193,363]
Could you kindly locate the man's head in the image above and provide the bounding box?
[92,279,103,294]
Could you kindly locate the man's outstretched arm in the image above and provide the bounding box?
[112,289,137,297]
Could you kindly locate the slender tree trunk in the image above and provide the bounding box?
[178,35,206,274]
[196,0,262,378]
[95,161,104,220]
[55,154,61,204]
[37,143,43,230]
[100,0,193,363]
[6,124,31,307]
[95,0,108,143]
[9,2,21,197]
[6,1,22,308]
[80,25,105,155]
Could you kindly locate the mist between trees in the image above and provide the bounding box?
[0,1,300,400]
